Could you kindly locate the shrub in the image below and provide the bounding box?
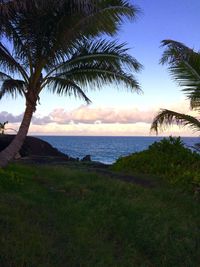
[113,136,200,190]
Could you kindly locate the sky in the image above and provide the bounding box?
[1,0,200,136]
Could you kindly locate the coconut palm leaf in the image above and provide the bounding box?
[0,0,139,84]
[55,65,140,92]
[161,40,200,105]
[190,91,200,111]
[151,39,200,134]
[63,0,138,37]
[151,109,200,134]
[0,79,26,99]
[47,77,91,104]
[0,0,139,77]
[44,40,142,89]
[0,42,28,80]
[43,39,141,94]
[0,71,12,80]
[44,39,142,82]
[0,6,32,71]
[32,1,139,69]
[5,127,17,133]
[8,24,33,72]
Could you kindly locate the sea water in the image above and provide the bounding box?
[37,136,199,164]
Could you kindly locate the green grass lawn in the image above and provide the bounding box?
[0,164,200,267]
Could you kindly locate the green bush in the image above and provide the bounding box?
[113,136,200,190]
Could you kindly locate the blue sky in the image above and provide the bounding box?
[1,0,200,136]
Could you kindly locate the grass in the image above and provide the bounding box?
[0,163,200,267]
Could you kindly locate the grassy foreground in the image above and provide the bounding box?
[0,164,200,267]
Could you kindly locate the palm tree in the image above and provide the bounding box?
[151,40,200,134]
[0,0,142,167]
[0,121,8,134]
[0,121,17,134]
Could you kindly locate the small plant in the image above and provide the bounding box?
[0,121,8,134]
[0,121,17,135]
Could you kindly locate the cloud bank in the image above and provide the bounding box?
[0,111,23,123]
[1,106,156,125]
[1,102,199,136]
[48,106,156,124]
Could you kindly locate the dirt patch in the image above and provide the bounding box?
[85,166,157,188]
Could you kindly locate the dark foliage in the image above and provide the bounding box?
[113,136,200,190]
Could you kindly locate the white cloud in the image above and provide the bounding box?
[48,105,156,124]
[2,100,199,136]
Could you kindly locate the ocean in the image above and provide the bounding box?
[38,136,199,164]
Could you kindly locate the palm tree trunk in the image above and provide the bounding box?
[0,103,35,167]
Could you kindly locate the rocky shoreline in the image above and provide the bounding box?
[0,135,106,166]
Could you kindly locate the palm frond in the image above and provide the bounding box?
[44,39,142,94]
[0,42,28,81]
[151,109,200,134]
[160,39,200,107]
[45,39,142,76]
[4,127,17,133]
[190,92,200,111]
[16,0,138,66]
[1,0,140,77]
[0,121,8,128]
[9,25,33,72]
[46,77,91,104]
[69,0,139,36]
[0,71,12,80]
[54,64,141,93]
[0,0,141,102]
[0,79,26,99]
[75,39,141,71]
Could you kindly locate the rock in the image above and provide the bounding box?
[0,135,70,159]
[81,155,91,162]
[14,152,21,160]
